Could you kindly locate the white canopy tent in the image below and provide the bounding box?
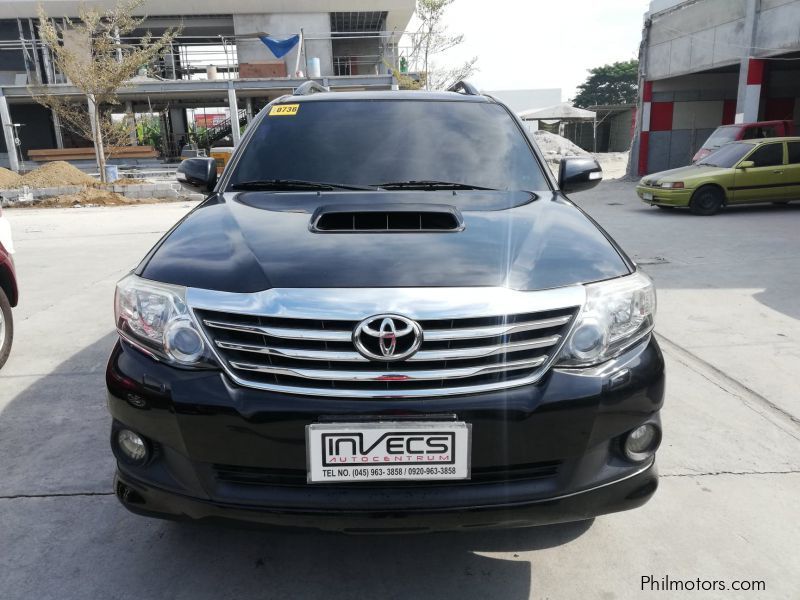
[518,103,600,151]
[518,103,596,122]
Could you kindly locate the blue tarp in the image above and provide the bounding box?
[258,35,300,58]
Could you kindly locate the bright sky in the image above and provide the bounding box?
[411,0,651,100]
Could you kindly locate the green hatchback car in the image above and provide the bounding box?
[637,137,800,215]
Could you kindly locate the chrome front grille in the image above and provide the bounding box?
[194,303,579,398]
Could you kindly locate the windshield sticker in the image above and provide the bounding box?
[269,104,300,116]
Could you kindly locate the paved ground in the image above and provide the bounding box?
[1,187,798,599]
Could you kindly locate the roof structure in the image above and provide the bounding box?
[518,103,596,121]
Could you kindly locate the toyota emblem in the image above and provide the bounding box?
[353,314,423,361]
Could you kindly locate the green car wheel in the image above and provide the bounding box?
[690,186,725,216]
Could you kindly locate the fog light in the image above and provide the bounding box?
[164,318,205,364]
[117,429,148,463]
[623,423,660,462]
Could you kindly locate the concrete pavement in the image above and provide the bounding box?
[1,190,798,599]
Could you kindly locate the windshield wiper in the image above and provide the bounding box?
[375,180,497,191]
[230,179,378,191]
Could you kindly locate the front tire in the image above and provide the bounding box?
[689,186,725,215]
[0,287,12,370]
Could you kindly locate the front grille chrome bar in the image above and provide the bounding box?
[204,319,352,342]
[216,334,562,363]
[216,340,366,362]
[228,356,548,382]
[423,316,572,341]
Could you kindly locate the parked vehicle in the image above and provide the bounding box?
[692,120,794,163]
[0,206,17,370]
[638,137,800,215]
[109,82,664,532]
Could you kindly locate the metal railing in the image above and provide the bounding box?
[1,30,414,86]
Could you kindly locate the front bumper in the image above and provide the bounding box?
[636,185,693,207]
[114,460,657,533]
[106,335,665,532]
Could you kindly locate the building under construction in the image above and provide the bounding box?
[0,0,416,171]
[633,0,800,175]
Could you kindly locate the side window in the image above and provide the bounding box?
[788,142,800,164]
[748,143,784,167]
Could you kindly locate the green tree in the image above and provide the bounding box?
[572,60,639,108]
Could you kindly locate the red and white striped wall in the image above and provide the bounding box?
[637,81,653,176]
[738,58,765,124]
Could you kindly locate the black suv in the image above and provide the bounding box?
[108,82,664,532]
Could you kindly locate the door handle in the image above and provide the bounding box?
[772,170,784,174]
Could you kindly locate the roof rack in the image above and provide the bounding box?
[293,81,330,96]
[447,80,480,96]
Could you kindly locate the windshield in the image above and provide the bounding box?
[228,100,548,192]
[697,142,753,168]
[703,126,740,149]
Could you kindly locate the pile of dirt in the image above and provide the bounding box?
[18,161,97,188]
[531,131,590,158]
[0,167,22,188]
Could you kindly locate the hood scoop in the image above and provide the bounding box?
[310,204,464,233]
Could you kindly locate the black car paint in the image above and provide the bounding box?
[108,334,663,530]
[137,190,631,292]
[110,91,663,530]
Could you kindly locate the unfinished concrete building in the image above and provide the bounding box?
[0,0,415,171]
[633,0,800,174]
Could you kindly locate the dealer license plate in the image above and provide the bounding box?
[643,191,654,201]
[306,421,471,483]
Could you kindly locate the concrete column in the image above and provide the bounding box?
[735,0,763,123]
[637,81,653,176]
[735,58,765,123]
[0,91,20,173]
[228,84,241,145]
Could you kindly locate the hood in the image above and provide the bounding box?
[643,164,727,184]
[138,190,631,292]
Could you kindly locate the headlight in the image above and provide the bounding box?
[659,181,684,189]
[557,271,656,367]
[115,274,214,367]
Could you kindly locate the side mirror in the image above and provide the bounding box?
[737,160,755,170]
[176,157,218,192]
[558,157,603,194]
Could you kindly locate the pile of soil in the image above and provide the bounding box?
[531,131,590,158]
[0,167,22,188]
[18,161,97,188]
